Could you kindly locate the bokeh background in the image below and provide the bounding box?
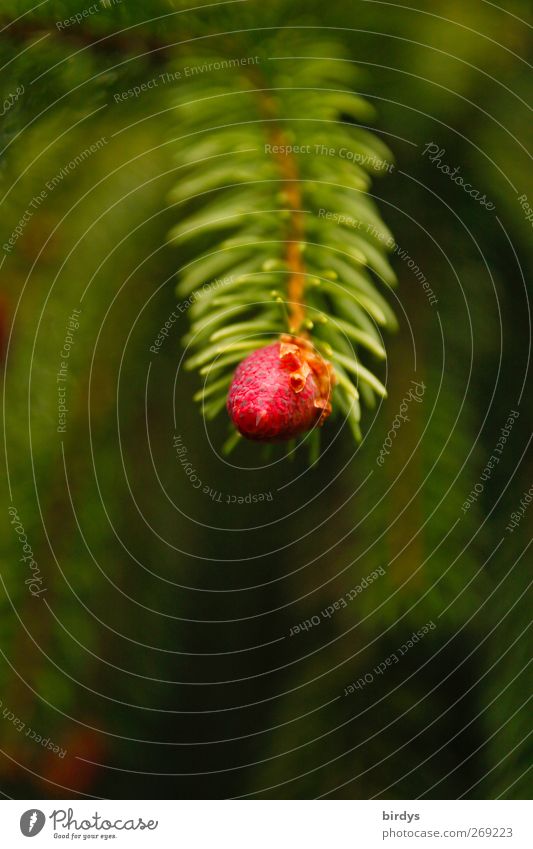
[1,0,531,799]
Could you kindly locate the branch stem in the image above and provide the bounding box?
[256,90,306,333]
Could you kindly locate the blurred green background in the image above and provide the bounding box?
[1,0,531,799]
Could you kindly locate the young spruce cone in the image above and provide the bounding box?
[227,336,334,441]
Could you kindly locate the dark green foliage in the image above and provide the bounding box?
[0,0,531,802]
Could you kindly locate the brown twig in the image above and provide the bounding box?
[0,18,173,64]
[255,90,307,334]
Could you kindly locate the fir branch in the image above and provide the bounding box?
[168,41,397,451]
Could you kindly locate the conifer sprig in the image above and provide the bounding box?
[169,42,397,451]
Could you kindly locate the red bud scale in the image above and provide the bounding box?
[227,336,334,441]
